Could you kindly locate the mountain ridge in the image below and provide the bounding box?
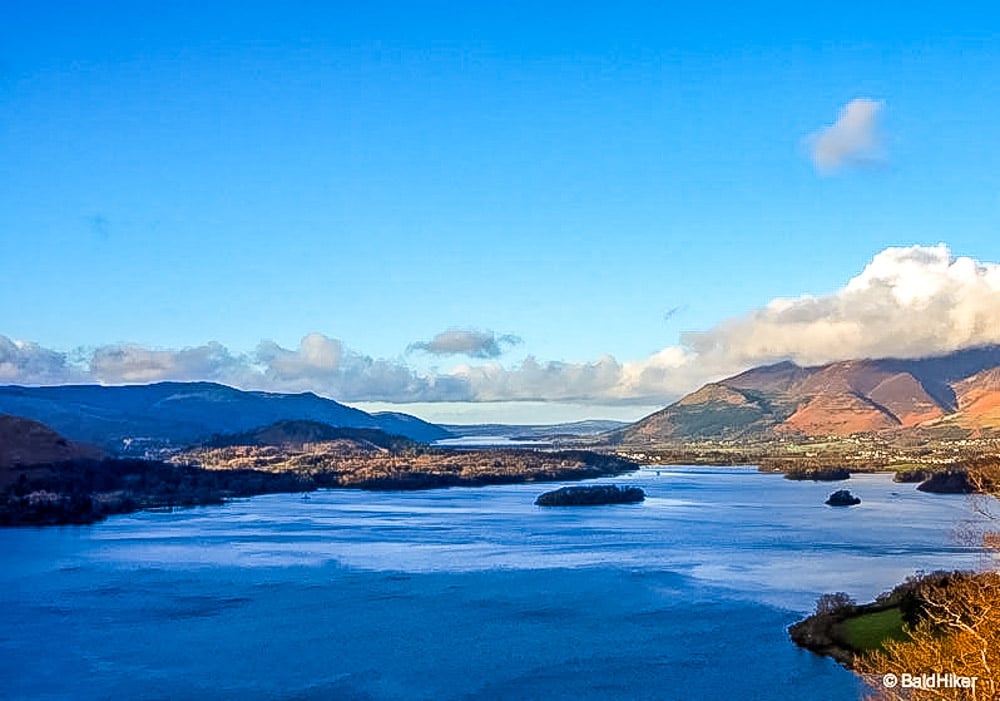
[620,346,1000,443]
[0,382,451,449]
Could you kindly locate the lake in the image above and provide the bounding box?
[0,466,992,700]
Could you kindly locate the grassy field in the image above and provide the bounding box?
[839,607,909,652]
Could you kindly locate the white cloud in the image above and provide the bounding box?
[253,333,471,402]
[808,98,885,173]
[408,328,521,359]
[685,244,1000,367]
[3,245,1000,411]
[256,333,343,382]
[453,355,625,402]
[90,342,246,384]
[0,337,82,384]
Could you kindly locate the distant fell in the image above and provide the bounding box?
[203,420,418,451]
[0,415,101,477]
[620,346,1000,443]
[0,382,450,450]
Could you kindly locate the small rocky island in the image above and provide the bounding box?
[535,484,645,507]
[784,467,851,482]
[825,489,861,507]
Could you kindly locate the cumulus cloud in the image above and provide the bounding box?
[440,348,703,405]
[3,245,1000,407]
[808,98,885,173]
[0,337,83,384]
[686,244,1000,367]
[90,342,247,384]
[0,333,470,404]
[254,333,470,402]
[256,333,343,382]
[443,245,1000,402]
[408,328,522,359]
[453,355,624,402]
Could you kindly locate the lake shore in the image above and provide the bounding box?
[0,449,639,526]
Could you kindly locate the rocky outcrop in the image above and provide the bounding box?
[825,489,861,506]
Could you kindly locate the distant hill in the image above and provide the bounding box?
[203,420,418,452]
[620,346,1000,443]
[0,415,101,480]
[0,382,451,450]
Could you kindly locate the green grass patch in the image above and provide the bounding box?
[839,607,909,652]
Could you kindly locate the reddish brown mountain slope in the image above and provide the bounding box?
[620,346,1000,443]
[778,393,901,435]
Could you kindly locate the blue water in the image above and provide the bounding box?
[0,467,991,700]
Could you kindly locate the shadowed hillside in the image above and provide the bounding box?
[0,382,451,449]
[0,415,101,482]
[201,419,419,452]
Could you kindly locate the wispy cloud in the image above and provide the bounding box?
[408,328,522,359]
[807,98,885,173]
[663,305,686,322]
[87,213,111,241]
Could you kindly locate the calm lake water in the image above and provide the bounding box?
[0,467,992,700]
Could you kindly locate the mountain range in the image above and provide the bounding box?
[0,382,450,450]
[621,345,1000,443]
[6,345,1000,454]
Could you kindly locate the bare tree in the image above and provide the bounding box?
[856,572,1000,700]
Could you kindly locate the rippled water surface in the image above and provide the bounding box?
[0,467,991,700]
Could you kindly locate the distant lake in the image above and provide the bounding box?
[434,435,552,448]
[1,467,992,700]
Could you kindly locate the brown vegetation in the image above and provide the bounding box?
[856,572,1000,700]
[177,441,638,490]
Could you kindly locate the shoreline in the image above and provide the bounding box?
[1,450,640,527]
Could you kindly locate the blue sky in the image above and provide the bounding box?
[2,2,1000,422]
